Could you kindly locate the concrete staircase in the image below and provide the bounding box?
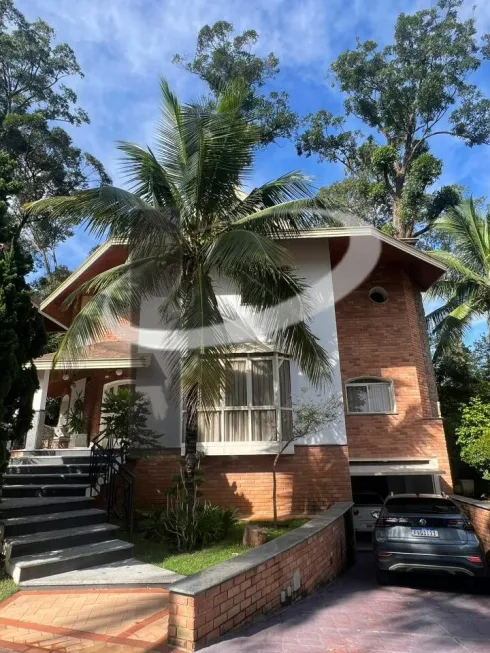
[1,450,133,584]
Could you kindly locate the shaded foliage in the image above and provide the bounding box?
[174,21,298,145]
[298,0,489,241]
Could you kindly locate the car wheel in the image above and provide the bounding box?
[375,569,390,586]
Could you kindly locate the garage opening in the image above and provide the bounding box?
[349,458,443,546]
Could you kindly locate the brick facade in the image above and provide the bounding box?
[129,445,352,518]
[128,260,452,515]
[168,503,353,651]
[333,261,452,491]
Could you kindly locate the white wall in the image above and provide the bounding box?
[135,237,347,448]
[136,296,181,447]
[284,239,346,446]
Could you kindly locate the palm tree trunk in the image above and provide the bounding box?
[184,389,199,515]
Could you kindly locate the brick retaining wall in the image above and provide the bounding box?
[167,502,354,651]
[453,495,490,556]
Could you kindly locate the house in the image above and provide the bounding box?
[27,226,452,519]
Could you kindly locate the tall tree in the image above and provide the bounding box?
[0,0,110,273]
[173,21,298,145]
[26,80,338,502]
[297,0,490,240]
[426,199,490,357]
[0,150,46,483]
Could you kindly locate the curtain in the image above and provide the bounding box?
[198,411,221,442]
[225,360,247,406]
[279,360,292,408]
[368,383,392,412]
[252,410,276,441]
[251,359,273,406]
[347,385,369,413]
[224,411,248,441]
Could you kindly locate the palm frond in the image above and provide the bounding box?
[276,321,332,386]
[232,195,343,238]
[53,257,167,365]
[24,186,180,243]
[205,229,292,273]
[433,200,487,274]
[427,250,490,288]
[117,142,180,208]
[432,302,481,360]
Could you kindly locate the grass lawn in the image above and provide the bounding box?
[130,519,307,576]
[0,569,17,604]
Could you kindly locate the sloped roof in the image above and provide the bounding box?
[33,341,151,370]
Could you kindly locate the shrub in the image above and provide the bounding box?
[145,458,238,551]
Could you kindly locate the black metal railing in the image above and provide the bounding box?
[89,435,135,542]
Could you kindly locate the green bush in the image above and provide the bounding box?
[146,502,238,551]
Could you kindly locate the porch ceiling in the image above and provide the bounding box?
[33,341,151,370]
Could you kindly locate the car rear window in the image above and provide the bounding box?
[384,497,459,514]
[353,493,383,505]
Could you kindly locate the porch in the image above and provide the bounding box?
[25,342,151,451]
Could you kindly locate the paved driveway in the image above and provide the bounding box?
[205,552,490,653]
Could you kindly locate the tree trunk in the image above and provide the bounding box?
[184,412,198,511]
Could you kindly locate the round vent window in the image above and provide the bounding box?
[369,287,388,304]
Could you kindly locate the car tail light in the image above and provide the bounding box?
[353,509,359,516]
[466,556,482,564]
[376,517,411,526]
[378,551,392,557]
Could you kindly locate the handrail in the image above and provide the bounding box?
[89,440,135,542]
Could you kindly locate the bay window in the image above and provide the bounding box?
[197,354,292,444]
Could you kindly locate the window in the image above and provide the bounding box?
[100,379,135,430]
[345,377,394,414]
[369,287,388,304]
[197,354,292,443]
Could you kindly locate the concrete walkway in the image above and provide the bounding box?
[19,558,184,588]
[204,553,490,652]
[0,588,172,652]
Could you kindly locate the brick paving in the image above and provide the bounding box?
[0,588,171,652]
[204,553,490,652]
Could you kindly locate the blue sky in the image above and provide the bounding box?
[17,0,490,343]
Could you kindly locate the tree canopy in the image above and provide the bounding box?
[173,21,298,145]
[0,0,110,273]
[297,0,490,241]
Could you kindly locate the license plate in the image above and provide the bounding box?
[412,528,439,538]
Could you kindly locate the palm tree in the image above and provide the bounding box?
[26,80,339,497]
[427,199,490,359]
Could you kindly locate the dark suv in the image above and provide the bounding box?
[373,494,486,584]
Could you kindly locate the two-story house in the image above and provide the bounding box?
[27,226,452,519]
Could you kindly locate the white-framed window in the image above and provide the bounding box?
[195,354,292,443]
[100,379,135,429]
[345,377,395,414]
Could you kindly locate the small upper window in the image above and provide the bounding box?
[369,287,388,304]
[346,377,394,414]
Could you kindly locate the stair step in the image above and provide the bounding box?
[10,449,91,457]
[3,523,120,559]
[3,474,90,486]
[1,507,107,537]
[7,540,134,583]
[7,464,91,475]
[0,496,94,519]
[2,484,90,498]
[10,455,91,466]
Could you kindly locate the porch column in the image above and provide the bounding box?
[25,369,50,450]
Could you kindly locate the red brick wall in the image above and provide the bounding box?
[168,505,351,651]
[453,496,490,557]
[333,261,452,490]
[129,445,352,519]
